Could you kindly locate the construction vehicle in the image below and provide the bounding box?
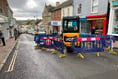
[62,16,80,52]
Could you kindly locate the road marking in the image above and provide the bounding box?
[7,51,17,72]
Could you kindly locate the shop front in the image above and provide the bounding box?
[80,18,91,34]
[86,14,107,35]
[51,21,61,34]
[108,1,118,36]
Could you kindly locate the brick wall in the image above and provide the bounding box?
[51,9,61,21]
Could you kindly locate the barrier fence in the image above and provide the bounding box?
[34,33,117,59]
[34,33,65,58]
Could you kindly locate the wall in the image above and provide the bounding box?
[0,23,10,40]
[73,0,108,18]
[61,5,73,18]
[51,9,61,21]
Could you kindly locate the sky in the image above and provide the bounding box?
[7,0,66,20]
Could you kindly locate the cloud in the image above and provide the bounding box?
[7,0,66,20]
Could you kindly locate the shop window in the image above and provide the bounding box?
[94,20,103,35]
[113,9,118,34]
[78,4,82,14]
[80,21,91,33]
[91,0,98,13]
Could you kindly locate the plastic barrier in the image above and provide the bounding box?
[39,34,54,49]
[52,35,65,58]
[80,34,115,50]
[34,33,65,58]
[34,34,47,49]
[71,36,115,59]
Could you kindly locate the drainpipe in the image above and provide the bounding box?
[106,0,111,34]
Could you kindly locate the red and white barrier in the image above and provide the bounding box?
[77,37,100,41]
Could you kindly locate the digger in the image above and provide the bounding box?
[62,16,80,52]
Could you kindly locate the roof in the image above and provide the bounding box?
[46,5,55,12]
[52,0,73,11]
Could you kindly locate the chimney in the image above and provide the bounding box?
[56,2,60,7]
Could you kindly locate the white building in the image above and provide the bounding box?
[0,15,10,40]
[61,1,73,18]
[108,0,118,36]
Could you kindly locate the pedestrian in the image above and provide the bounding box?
[0,30,6,46]
[14,28,18,40]
[91,26,96,34]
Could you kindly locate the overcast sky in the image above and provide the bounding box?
[7,0,66,20]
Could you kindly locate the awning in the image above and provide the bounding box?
[86,14,106,21]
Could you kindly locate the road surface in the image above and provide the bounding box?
[0,34,118,79]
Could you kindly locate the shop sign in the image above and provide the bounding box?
[113,1,118,7]
[51,21,61,26]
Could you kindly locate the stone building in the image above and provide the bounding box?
[42,4,55,34]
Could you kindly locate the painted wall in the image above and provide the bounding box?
[73,0,109,18]
[61,5,73,19]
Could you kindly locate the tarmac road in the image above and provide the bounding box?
[0,34,118,79]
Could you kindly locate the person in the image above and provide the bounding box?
[74,25,78,31]
[91,26,96,34]
[0,30,6,46]
[14,28,18,40]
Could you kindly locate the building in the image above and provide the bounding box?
[42,4,55,34]
[0,0,14,40]
[108,0,118,36]
[61,0,73,18]
[73,0,109,35]
[51,0,73,34]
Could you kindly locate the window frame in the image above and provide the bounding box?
[91,0,99,13]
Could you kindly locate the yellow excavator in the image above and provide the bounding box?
[62,16,80,52]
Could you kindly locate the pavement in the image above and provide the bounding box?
[0,38,17,71]
[0,34,118,79]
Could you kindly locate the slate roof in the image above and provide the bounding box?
[51,0,73,11]
[46,5,55,12]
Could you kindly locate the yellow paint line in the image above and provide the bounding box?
[7,52,17,72]
[10,52,17,71]
[7,52,15,72]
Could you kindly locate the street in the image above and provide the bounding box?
[0,34,118,79]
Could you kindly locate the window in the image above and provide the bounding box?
[63,9,65,16]
[63,20,79,32]
[80,21,91,33]
[58,11,60,18]
[112,9,118,34]
[91,0,98,13]
[68,8,69,16]
[0,8,2,13]
[78,4,82,14]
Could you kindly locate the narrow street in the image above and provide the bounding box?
[0,34,118,79]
